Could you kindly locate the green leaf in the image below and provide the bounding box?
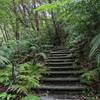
[0,92,7,99]
[90,33,100,57]
[21,95,40,100]
[35,4,57,11]
[35,0,70,11]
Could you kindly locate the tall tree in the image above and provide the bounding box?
[12,0,19,40]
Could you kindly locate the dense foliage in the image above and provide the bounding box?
[0,62,46,99]
[0,0,100,99]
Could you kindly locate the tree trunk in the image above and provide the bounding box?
[32,0,39,31]
[12,0,19,40]
[12,63,16,84]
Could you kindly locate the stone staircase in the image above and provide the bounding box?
[33,46,85,100]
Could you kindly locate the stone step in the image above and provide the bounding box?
[53,49,67,51]
[33,90,84,97]
[52,48,77,52]
[40,78,81,85]
[50,53,71,56]
[48,71,83,74]
[40,95,82,100]
[53,47,67,51]
[33,85,85,92]
[47,66,81,71]
[51,51,71,54]
[41,78,80,82]
[46,71,83,78]
[52,50,69,53]
[46,59,75,62]
[50,54,73,57]
[46,62,74,66]
[48,56,77,59]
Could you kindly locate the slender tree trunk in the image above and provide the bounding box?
[20,0,28,27]
[12,0,19,40]
[32,0,39,31]
[12,63,16,84]
[43,12,49,33]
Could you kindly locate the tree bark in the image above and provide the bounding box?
[32,0,39,31]
[12,0,19,40]
[12,63,16,84]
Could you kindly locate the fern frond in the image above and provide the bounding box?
[90,33,100,57]
[21,95,40,100]
[0,56,10,64]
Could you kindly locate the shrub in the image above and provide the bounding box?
[81,68,100,85]
[21,95,40,100]
[0,62,46,99]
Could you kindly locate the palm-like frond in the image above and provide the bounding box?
[90,33,100,64]
[0,55,10,65]
[90,33,100,57]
